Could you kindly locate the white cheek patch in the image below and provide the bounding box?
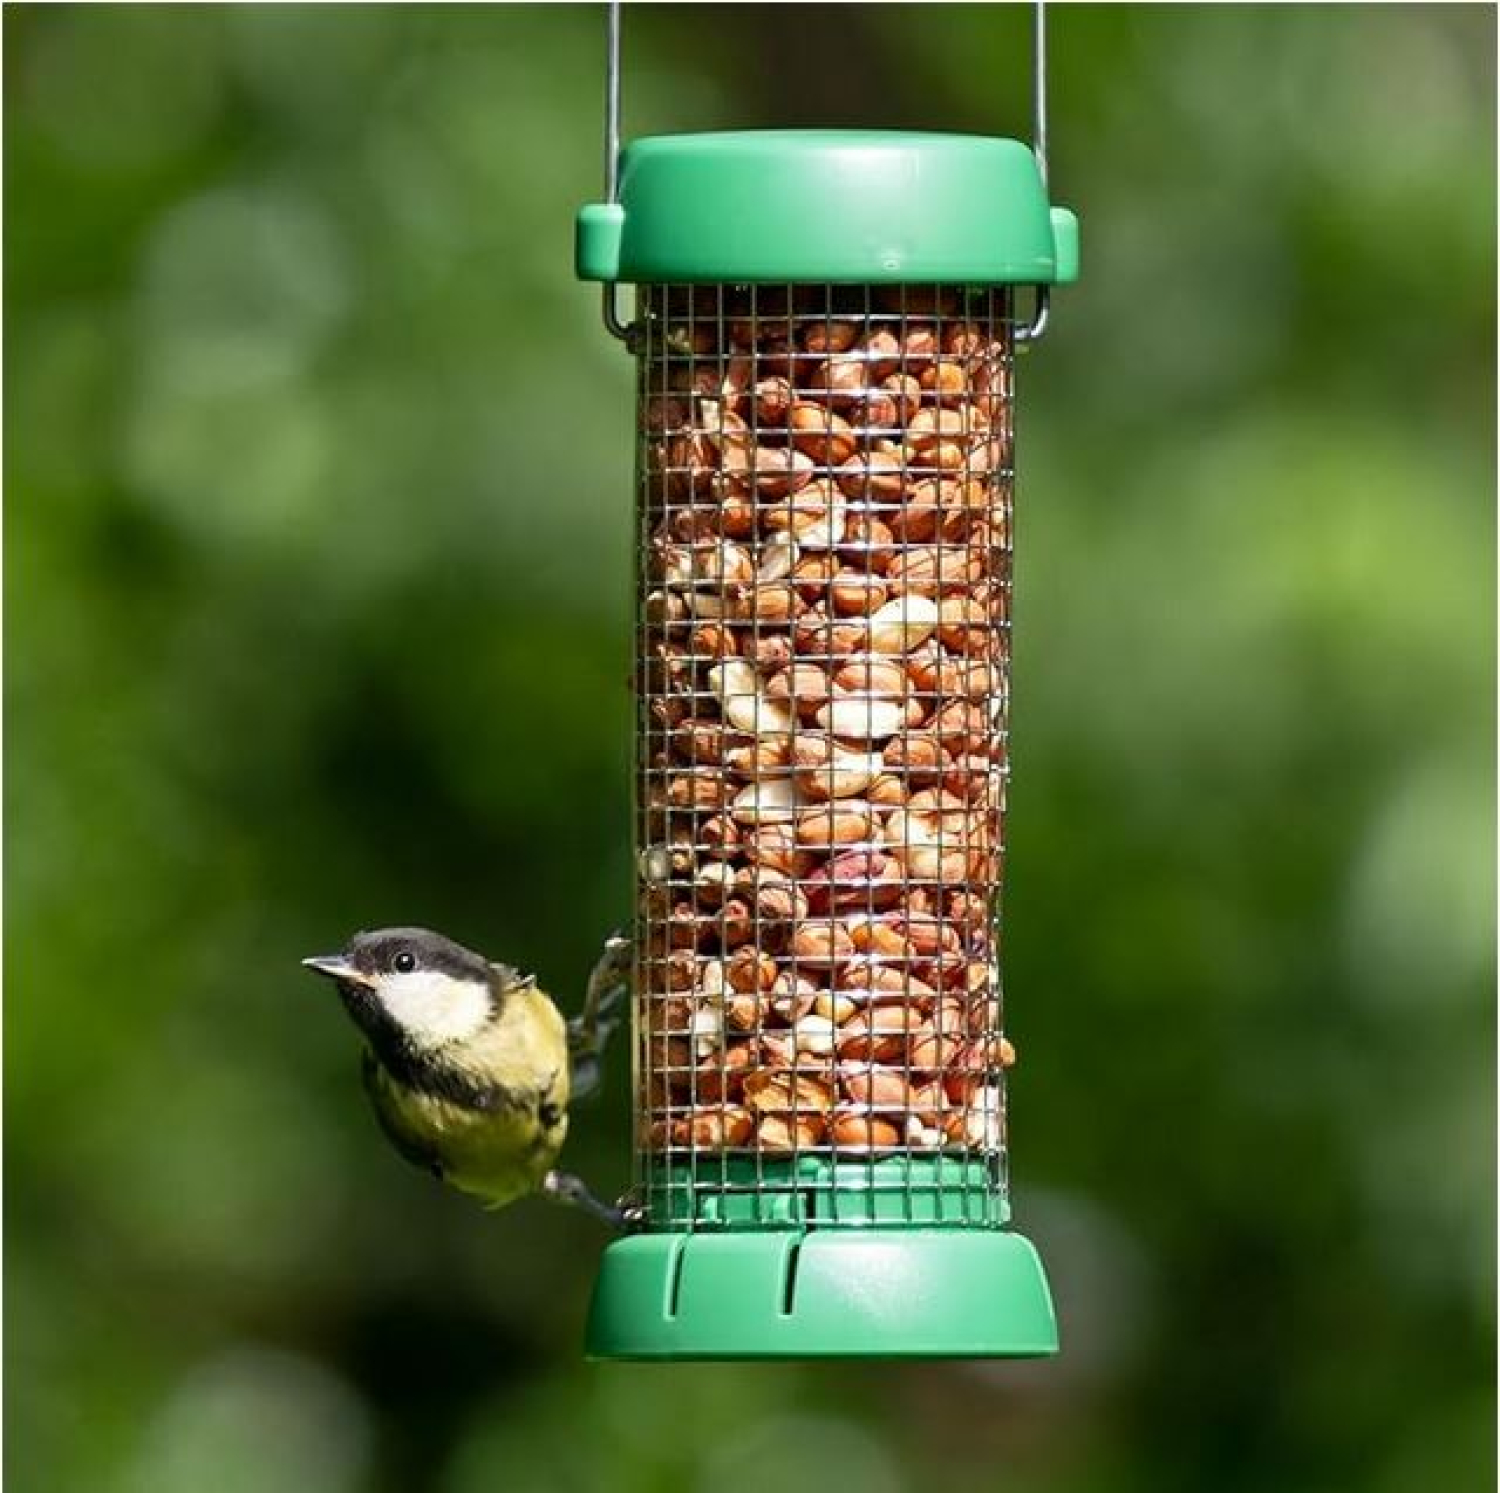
[376,971,491,1048]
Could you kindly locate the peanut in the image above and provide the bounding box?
[638,290,1013,1163]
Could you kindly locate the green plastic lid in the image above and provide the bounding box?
[577,130,1079,286]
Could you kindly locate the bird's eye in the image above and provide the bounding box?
[393,951,416,974]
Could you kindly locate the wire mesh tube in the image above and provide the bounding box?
[635,285,1016,1231]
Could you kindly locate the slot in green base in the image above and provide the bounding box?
[585,1227,1057,1360]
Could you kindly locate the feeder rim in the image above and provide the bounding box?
[577,129,1079,293]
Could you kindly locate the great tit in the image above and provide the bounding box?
[303,927,631,1228]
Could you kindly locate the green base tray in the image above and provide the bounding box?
[585,1228,1057,1361]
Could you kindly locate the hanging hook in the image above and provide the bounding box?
[600,1,633,343]
[1015,0,1051,345]
[597,0,1055,344]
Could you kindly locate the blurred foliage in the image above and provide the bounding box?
[4,5,1494,1493]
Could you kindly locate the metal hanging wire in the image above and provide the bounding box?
[601,0,632,342]
[596,0,1057,340]
[1017,0,1052,342]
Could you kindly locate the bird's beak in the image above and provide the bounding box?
[302,955,374,988]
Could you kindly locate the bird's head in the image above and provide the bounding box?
[303,927,532,1052]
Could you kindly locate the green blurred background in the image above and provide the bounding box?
[6,4,1494,1491]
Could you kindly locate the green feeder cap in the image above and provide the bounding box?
[577,130,1079,286]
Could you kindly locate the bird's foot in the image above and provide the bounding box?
[569,931,633,1102]
[583,932,632,1017]
[541,1169,639,1233]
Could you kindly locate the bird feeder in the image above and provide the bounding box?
[576,4,1078,1359]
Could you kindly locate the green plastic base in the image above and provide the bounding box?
[585,1228,1057,1360]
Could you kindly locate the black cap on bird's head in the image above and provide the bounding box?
[303,927,498,988]
[303,927,533,1050]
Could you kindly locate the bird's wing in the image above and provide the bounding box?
[488,961,535,992]
[361,1050,445,1180]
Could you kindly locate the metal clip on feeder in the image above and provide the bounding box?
[577,0,1079,1360]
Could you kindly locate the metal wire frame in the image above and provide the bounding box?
[631,285,1022,1231]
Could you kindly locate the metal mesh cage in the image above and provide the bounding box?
[634,284,1017,1233]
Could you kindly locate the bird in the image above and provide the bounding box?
[303,926,632,1228]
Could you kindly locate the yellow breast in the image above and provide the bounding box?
[366,987,571,1210]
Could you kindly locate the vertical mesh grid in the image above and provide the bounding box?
[634,284,1017,1230]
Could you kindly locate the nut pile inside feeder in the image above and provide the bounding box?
[638,286,1018,1163]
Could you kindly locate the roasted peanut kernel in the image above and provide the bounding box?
[753,375,795,425]
[795,803,876,849]
[837,1061,911,1111]
[854,328,901,379]
[746,823,819,879]
[722,989,763,1032]
[755,1113,828,1151]
[829,569,889,616]
[866,594,941,652]
[742,632,794,672]
[929,700,990,753]
[885,369,925,415]
[790,919,857,966]
[684,1106,755,1148]
[941,320,990,358]
[724,734,795,777]
[814,989,859,1025]
[663,322,719,357]
[830,1110,902,1149]
[738,444,816,500]
[788,401,858,467]
[835,451,904,502]
[888,477,943,544]
[791,735,880,801]
[920,358,970,402]
[838,510,898,575]
[646,995,698,1038]
[743,1069,836,1115]
[769,973,819,1023]
[843,962,941,1006]
[673,717,746,766]
[689,622,738,659]
[898,323,939,364]
[662,951,699,993]
[665,769,734,811]
[803,849,903,914]
[832,657,910,699]
[725,946,779,994]
[866,773,908,808]
[886,544,986,598]
[764,664,833,721]
[882,730,947,783]
[802,319,860,355]
[850,919,906,959]
[815,696,905,741]
[730,579,798,625]
[804,354,868,403]
[788,552,839,603]
[698,813,741,857]
[717,897,756,949]
[937,594,994,654]
[836,1005,924,1064]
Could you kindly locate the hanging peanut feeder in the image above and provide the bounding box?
[576,4,1078,1358]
